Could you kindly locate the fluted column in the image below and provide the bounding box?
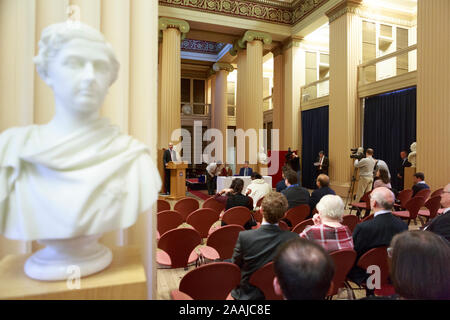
[416,0,450,189]
[282,38,305,152]
[212,63,234,163]
[327,0,363,196]
[236,50,247,136]
[158,18,189,150]
[272,47,284,147]
[34,0,68,125]
[69,0,100,29]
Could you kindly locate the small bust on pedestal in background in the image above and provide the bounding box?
[408,142,417,168]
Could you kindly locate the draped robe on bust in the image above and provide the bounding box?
[0,118,161,241]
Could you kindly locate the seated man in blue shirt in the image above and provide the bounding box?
[239,161,253,176]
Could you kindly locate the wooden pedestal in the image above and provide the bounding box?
[167,162,188,200]
[404,166,416,190]
[0,246,147,300]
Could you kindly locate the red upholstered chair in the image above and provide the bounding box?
[360,213,374,223]
[249,262,283,300]
[247,197,254,210]
[170,291,193,300]
[174,197,200,222]
[157,210,184,240]
[186,208,220,238]
[202,197,226,214]
[430,188,444,198]
[292,218,314,234]
[157,199,171,213]
[157,228,201,269]
[414,188,431,201]
[255,196,265,209]
[278,219,290,231]
[221,206,252,227]
[418,196,442,226]
[342,214,359,233]
[394,189,413,210]
[171,262,241,300]
[252,209,263,224]
[326,249,357,298]
[392,196,426,225]
[199,224,244,261]
[349,191,371,217]
[283,204,310,229]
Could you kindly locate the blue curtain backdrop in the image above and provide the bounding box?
[363,87,416,191]
[301,106,329,189]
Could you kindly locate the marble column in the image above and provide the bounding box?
[272,47,284,147]
[158,18,189,150]
[416,0,450,189]
[326,0,363,196]
[212,63,234,163]
[69,0,100,29]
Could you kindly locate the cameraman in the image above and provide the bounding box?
[354,148,376,202]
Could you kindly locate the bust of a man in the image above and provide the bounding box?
[408,142,417,168]
[0,22,161,242]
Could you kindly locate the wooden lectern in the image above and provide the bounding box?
[166,161,188,200]
[404,166,416,190]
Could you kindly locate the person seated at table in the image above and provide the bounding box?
[239,161,253,176]
[214,178,255,229]
[245,172,272,210]
[219,163,233,176]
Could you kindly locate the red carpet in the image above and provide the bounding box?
[189,189,210,200]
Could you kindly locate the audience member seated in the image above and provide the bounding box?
[348,187,407,287]
[389,230,450,300]
[373,168,392,189]
[411,172,430,197]
[245,172,272,210]
[300,195,353,253]
[231,192,298,300]
[424,183,450,241]
[275,165,289,192]
[214,178,254,229]
[219,163,233,176]
[273,238,335,300]
[238,161,253,176]
[309,174,336,217]
[281,170,310,210]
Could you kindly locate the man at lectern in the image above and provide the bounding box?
[163,142,177,195]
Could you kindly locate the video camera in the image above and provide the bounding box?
[350,147,365,160]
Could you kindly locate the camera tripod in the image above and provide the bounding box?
[345,167,358,210]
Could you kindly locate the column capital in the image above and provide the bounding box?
[158,17,190,40]
[229,39,242,56]
[326,0,363,23]
[272,46,283,57]
[238,31,272,49]
[282,37,303,51]
[207,68,216,78]
[212,62,234,73]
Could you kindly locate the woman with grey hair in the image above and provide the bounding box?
[300,195,354,252]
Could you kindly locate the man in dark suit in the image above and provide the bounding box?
[281,169,310,210]
[309,174,335,217]
[412,172,430,197]
[231,192,298,300]
[239,161,253,176]
[163,142,177,195]
[396,150,411,191]
[315,151,329,176]
[348,187,408,287]
[424,183,450,241]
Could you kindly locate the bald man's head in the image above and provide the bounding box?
[370,187,395,210]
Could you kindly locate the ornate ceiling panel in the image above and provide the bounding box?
[159,0,330,25]
[181,39,227,54]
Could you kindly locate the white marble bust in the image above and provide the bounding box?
[0,22,161,279]
[408,141,417,168]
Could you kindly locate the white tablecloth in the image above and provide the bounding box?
[216,176,272,194]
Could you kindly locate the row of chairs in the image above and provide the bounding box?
[169,245,391,300]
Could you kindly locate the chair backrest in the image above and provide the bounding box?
[405,196,426,219]
[360,214,374,222]
[222,206,252,227]
[342,215,359,233]
[424,196,442,220]
[206,224,245,260]
[202,197,226,214]
[256,196,265,208]
[328,249,357,297]
[186,208,220,238]
[157,228,202,268]
[178,262,241,300]
[252,209,263,223]
[247,197,254,209]
[157,199,171,213]
[284,204,310,229]
[278,219,290,231]
[414,188,431,201]
[397,189,413,208]
[174,197,200,221]
[249,262,283,300]
[292,218,314,234]
[157,210,184,236]
[430,188,444,198]
[356,246,389,286]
